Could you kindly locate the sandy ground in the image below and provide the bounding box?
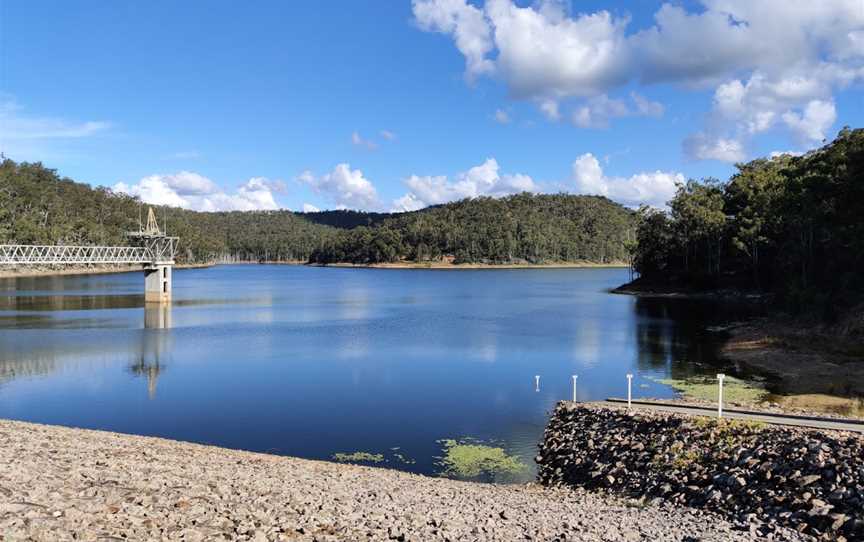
[0,419,787,542]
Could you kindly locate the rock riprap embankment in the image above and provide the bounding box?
[0,418,798,541]
[537,402,864,541]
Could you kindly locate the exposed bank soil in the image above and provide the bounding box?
[610,276,770,301]
[0,262,215,279]
[1,419,773,542]
[720,319,864,415]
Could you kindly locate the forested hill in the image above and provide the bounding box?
[0,159,635,266]
[630,127,864,320]
[308,194,634,265]
[0,159,336,263]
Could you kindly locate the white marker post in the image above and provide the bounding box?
[717,373,726,418]
[626,373,633,409]
[535,375,540,392]
[571,375,578,402]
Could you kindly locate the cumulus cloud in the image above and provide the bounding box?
[299,163,381,210]
[392,158,536,211]
[413,0,495,81]
[112,172,284,212]
[782,99,837,145]
[572,153,683,208]
[412,0,863,155]
[302,203,321,213]
[683,133,747,163]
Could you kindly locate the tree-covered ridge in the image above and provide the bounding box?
[632,127,864,318]
[0,159,635,266]
[0,159,336,263]
[309,194,635,265]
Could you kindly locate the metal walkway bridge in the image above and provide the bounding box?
[1,245,153,265]
[0,208,178,303]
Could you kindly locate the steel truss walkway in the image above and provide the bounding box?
[0,245,153,265]
[0,208,179,303]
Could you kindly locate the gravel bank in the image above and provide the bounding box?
[538,402,862,541]
[0,419,790,541]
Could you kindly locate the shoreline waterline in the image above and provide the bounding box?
[0,262,215,279]
[0,260,627,279]
[0,417,779,541]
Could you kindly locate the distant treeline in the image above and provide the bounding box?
[0,159,635,266]
[0,159,334,263]
[309,194,635,265]
[632,127,864,318]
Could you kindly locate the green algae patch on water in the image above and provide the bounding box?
[658,375,767,404]
[435,439,527,483]
[331,451,385,464]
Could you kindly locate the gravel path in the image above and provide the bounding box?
[0,419,805,541]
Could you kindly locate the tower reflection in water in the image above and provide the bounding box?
[130,304,172,399]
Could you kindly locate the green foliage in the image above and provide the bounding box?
[435,438,527,481]
[0,160,635,268]
[658,376,767,404]
[0,159,338,263]
[632,127,864,318]
[331,451,385,463]
[310,193,636,265]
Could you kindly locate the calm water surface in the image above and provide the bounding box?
[0,265,748,481]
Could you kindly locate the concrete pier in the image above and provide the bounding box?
[144,264,172,304]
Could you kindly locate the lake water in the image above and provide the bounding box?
[0,265,745,481]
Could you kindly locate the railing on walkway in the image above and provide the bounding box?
[0,244,154,265]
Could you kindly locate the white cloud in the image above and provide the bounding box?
[379,130,397,141]
[571,93,664,128]
[299,163,381,210]
[683,133,747,163]
[782,99,837,145]
[494,109,511,124]
[631,92,665,118]
[351,131,378,150]
[572,95,629,129]
[413,0,863,155]
[413,0,495,81]
[572,153,683,208]
[391,193,426,213]
[392,158,536,211]
[302,203,321,213]
[112,172,283,212]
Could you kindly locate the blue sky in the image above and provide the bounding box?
[1,1,862,212]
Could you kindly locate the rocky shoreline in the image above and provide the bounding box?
[0,418,792,541]
[537,402,864,541]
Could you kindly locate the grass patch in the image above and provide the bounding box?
[775,394,864,418]
[659,376,767,404]
[331,451,385,464]
[436,438,527,482]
